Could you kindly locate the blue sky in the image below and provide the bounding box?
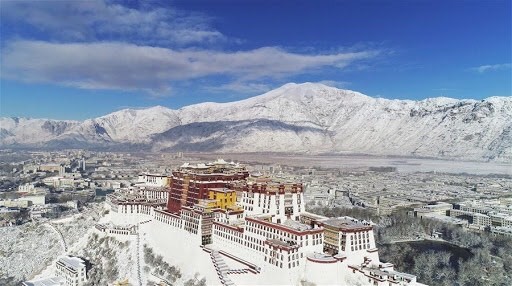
[0,0,510,120]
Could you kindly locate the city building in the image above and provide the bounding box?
[38,163,62,173]
[18,194,46,206]
[414,200,512,234]
[412,202,452,218]
[0,199,31,208]
[491,226,512,237]
[18,183,47,194]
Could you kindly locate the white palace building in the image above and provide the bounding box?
[107,160,426,286]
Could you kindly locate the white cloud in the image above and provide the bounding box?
[471,63,511,73]
[207,82,274,94]
[1,41,378,94]
[0,0,226,45]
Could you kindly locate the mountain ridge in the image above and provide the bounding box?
[1,83,511,162]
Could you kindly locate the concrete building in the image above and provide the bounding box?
[413,200,512,235]
[18,183,47,194]
[38,164,62,173]
[491,226,512,237]
[0,199,31,208]
[412,202,452,218]
[55,256,87,286]
[0,195,45,208]
[18,194,46,206]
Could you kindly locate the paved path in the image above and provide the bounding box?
[136,226,142,286]
[45,223,68,252]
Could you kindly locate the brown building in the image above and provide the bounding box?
[166,160,249,213]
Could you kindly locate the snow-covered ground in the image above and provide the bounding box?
[3,202,249,285]
[137,214,303,285]
[12,205,211,286]
[140,218,220,285]
[0,204,105,285]
[104,211,211,285]
[3,201,406,285]
[0,223,63,283]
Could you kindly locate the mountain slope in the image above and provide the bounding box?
[68,106,181,143]
[0,117,80,145]
[151,119,332,153]
[1,83,510,162]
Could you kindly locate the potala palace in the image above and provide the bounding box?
[107,159,426,286]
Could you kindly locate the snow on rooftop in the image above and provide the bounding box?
[307,252,337,262]
[22,276,65,286]
[267,239,293,247]
[250,171,263,177]
[282,219,312,231]
[209,187,233,193]
[214,158,228,164]
[140,173,164,177]
[490,212,512,219]
[494,226,512,234]
[58,256,85,269]
[322,217,370,229]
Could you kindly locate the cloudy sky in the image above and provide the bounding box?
[1,0,510,119]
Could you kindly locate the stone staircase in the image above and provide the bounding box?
[210,250,236,286]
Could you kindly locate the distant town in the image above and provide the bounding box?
[0,149,510,286]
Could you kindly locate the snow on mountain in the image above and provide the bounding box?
[1,83,511,162]
[0,106,180,146]
[0,117,79,146]
[151,119,331,153]
[172,82,512,161]
[178,82,374,129]
[66,106,181,143]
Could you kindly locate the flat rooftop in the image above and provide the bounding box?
[22,277,65,286]
[209,187,235,193]
[321,217,371,230]
[58,256,85,269]
[283,219,312,231]
[300,212,328,220]
[307,252,337,262]
[267,239,293,247]
[493,226,512,234]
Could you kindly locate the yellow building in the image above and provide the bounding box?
[208,188,237,210]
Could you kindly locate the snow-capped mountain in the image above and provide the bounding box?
[1,83,511,161]
[64,106,181,143]
[0,117,80,145]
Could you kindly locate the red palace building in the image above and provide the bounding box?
[166,160,249,213]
